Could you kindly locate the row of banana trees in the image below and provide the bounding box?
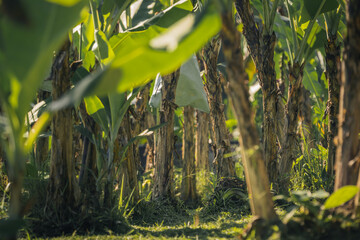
[0,0,359,237]
[0,0,222,236]
[229,0,360,221]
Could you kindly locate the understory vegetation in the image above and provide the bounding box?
[1,0,360,239]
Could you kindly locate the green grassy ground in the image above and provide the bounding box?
[11,169,360,239]
[30,211,251,240]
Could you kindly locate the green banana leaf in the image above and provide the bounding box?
[0,0,86,122]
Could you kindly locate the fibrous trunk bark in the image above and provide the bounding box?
[181,106,197,204]
[132,82,151,174]
[299,87,312,149]
[195,110,209,171]
[235,0,279,185]
[336,0,360,195]
[47,40,79,211]
[220,11,278,221]
[144,111,155,172]
[118,112,140,203]
[325,33,341,176]
[260,33,279,186]
[152,70,180,200]
[276,54,288,155]
[201,38,236,178]
[280,63,304,192]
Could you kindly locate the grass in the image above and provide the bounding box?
[28,210,251,240]
[16,182,360,240]
[15,167,253,239]
[6,164,360,239]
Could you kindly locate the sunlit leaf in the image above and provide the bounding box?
[303,22,327,60]
[150,14,195,51]
[108,92,126,138]
[84,95,109,134]
[105,2,220,93]
[93,30,115,64]
[128,0,193,31]
[0,0,86,124]
[324,186,359,209]
[120,0,164,30]
[303,67,321,97]
[83,50,96,71]
[46,0,83,7]
[82,12,95,50]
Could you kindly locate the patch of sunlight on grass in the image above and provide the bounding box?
[32,211,252,240]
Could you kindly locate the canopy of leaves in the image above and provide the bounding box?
[0,0,85,123]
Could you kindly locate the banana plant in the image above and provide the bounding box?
[217,0,279,221]
[274,0,339,190]
[322,4,344,176]
[0,0,221,235]
[0,0,86,232]
[72,0,217,204]
[235,0,284,185]
[83,88,141,206]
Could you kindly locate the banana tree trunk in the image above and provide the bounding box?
[280,63,304,192]
[276,54,288,150]
[235,0,279,185]
[118,112,139,203]
[181,106,197,204]
[144,111,155,172]
[325,33,340,176]
[220,12,278,221]
[152,70,180,200]
[260,34,279,186]
[201,39,236,178]
[195,110,210,171]
[299,87,312,149]
[133,82,151,173]
[335,0,360,193]
[299,86,313,145]
[47,40,79,211]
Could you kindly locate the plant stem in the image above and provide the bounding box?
[268,0,281,34]
[263,0,270,34]
[285,0,298,56]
